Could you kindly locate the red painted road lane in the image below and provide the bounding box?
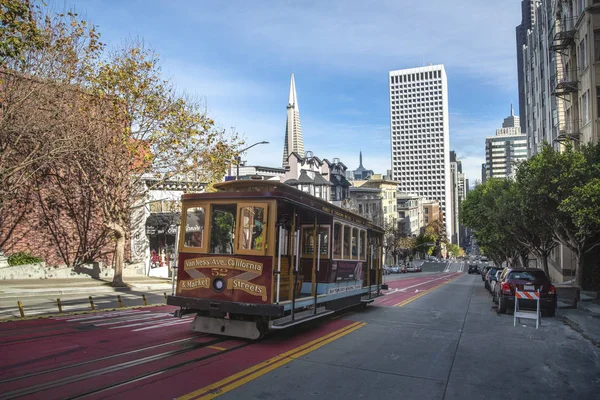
[25,340,245,400]
[82,318,360,400]
[1,334,221,394]
[0,308,189,381]
[375,272,461,307]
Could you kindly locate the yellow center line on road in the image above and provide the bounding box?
[394,273,462,307]
[207,346,228,351]
[178,321,366,400]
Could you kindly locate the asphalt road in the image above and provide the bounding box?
[2,263,598,399]
[221,262,600,400]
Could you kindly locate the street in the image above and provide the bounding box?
[1,263,598,399]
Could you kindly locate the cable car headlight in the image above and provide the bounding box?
[212,277,226,292]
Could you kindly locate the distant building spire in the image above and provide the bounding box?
[359,150,363,168]
[510,103,514,116]
[282,73,305,168]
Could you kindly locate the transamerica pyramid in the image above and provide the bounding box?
[282,73,305,168]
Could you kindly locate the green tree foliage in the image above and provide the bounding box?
[0,0,43,64]
[461,143,600,287]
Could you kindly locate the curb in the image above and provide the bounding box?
[0,283,173,298]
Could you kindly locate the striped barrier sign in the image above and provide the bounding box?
[514,290,541,329]
[515,291,540,300]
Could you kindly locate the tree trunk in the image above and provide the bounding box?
[541,253,550,277]
[109,222,127,287]
[575,252,584,290]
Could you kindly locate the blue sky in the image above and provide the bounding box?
[59,0,522,184]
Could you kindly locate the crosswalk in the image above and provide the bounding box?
[53,310,194,332]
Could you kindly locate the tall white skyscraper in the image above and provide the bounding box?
[389,65,452,239]
[282,73,305,168]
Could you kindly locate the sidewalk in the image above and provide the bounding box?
[0,276,173,298]
[557,293,600,347]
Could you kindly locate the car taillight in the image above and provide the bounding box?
[501,282,511,294]
[548,284,556,295]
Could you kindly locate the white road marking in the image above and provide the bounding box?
[132,318,191,331]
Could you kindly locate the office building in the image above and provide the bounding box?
[516,0,535,132]
[485,107,528,179]
[389,65,452,239]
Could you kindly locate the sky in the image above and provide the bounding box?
[56,0,522,185]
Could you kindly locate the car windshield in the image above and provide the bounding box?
[507,271,548,281]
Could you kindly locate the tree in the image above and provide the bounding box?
[0,7,103,253]
[76,44,241,286]
[1,6,241,284]
[0,0,43,64]
[512,157,558,275]
[541,144,600,286]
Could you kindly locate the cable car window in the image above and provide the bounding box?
[318,226,330,258]
[334,223,342,258]
[352,228,359,259]
[302,226,315,257]
[343,225,351,259]
[360,230,366,260]
[184,207,205,249]
[210,204,236,254]
[239,205,266,252]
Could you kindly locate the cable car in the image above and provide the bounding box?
[167,180,385,339]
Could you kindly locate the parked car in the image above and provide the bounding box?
[400,265,407,273]
[467,265,479,274]
[488,267,505,295]
[480,266,492,281]
[484,267,503,291]
[495,268,556,317]
[383,266,393,275]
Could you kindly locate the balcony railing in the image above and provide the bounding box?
[550,70,579,98]
[554,119,581,143]
[549,17,578,53]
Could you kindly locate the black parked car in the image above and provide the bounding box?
[468,265,479,274]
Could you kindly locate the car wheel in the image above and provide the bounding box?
[497,296,507,314]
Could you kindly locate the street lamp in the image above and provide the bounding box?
[236,141,269,180]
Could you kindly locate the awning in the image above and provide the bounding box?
[145,213,180,236]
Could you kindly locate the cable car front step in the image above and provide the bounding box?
[270,307,334,329]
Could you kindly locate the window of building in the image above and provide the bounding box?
[580,35,588,69]
[597,86,600,118]
[582,90,590,123]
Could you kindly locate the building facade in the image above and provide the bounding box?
[516,0,536,132]
[422,199,440,226]
[389,65,452,239]
[521,0,600,284]
[353,174,399,228]
[282,151,332,202]
[397,193,424,237]
[236,164,286,181]
[485,107,528,179]
[282,73,305,168]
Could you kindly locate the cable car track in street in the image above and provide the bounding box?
[0,336,251,400]
[0,336,201,384]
